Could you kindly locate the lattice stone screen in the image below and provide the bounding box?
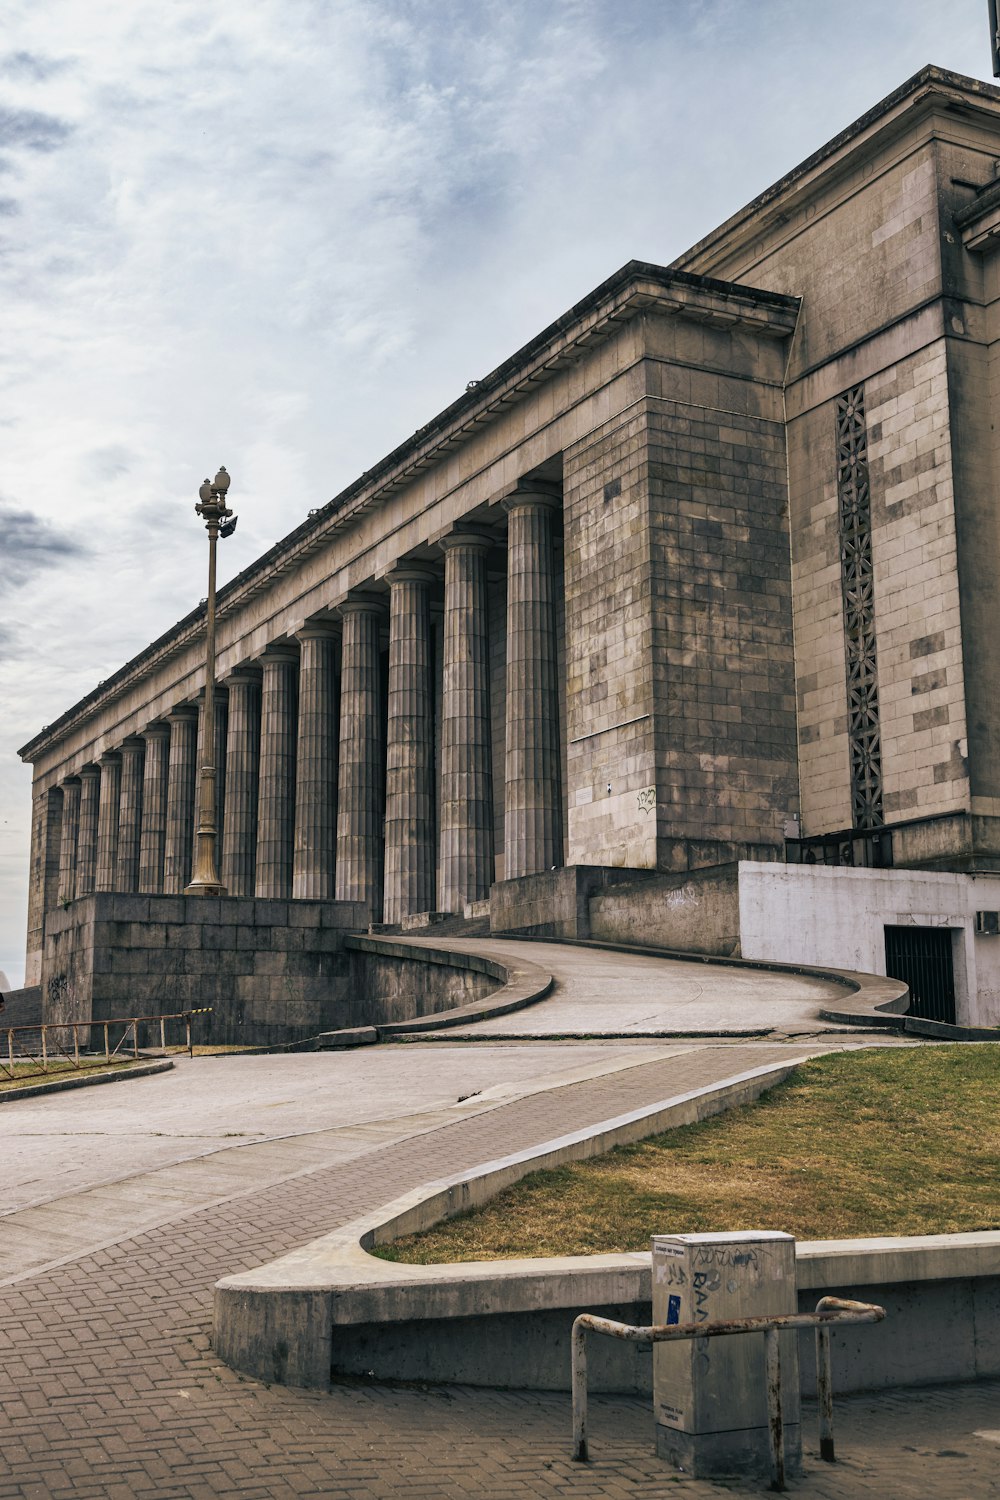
[836,385,884,831]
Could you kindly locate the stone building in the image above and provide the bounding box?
[19,66,1000,1028]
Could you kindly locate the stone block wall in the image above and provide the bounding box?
[563,406,657,869]
[645,386,797,867]
[1,986,43,1029]
[693,140,943,386]
[588,864,741,956]
[562,311,798,875]
[786,340,970,840]
[644,313,797,868]
[490,865,652,938]
[867,342,969,821]
[40,895,508,1047]
[42,893,367,1047]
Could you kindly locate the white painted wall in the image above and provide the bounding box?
[737,861,1000,1027]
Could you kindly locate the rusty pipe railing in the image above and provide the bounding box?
[1,1008,212,1082]
[571,1295,884,1491]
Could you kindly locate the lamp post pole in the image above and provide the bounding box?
[185,466,235,896]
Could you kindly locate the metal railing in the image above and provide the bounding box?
[1,1009,212,1083]
[571,1295,885,1492]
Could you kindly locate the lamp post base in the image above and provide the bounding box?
[186,827,227,896]
[184,879,229,897]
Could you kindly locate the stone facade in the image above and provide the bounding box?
[19,66,1000,996]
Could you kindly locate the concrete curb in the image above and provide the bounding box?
[344,935,555,1036]
[186,938,554,1055]
[489,932,913,1029]
[0,1058,174,1102]
[213,1054,808,1387]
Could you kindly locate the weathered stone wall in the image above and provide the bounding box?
[40,895,508,1047]
[563,405,657,869]
[345,948,495,1027]
[785,341,969,841]
[588,865,740,956]
[561,310,797,875]
[1,985,43,1029]
[644,321,796,867]
[42,894,364,1046]
[676,114,994,863]
[490,865,650,938]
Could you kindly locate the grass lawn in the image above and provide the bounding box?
[0,1056,149,1093]
[375,1046,1000,1263]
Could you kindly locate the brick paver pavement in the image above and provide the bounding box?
[0,940,980,1497]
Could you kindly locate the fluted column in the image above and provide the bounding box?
[504,489,563,880]
[115,738,145,893]
[75,766,100,897]
[163,707,198,893]
[139,724,170,893]
[255,645,299,899]
[58,778,81,906]
[438,530,495,909]
[221,668,262,897]
[384,567,436,922]
[94,752,122,892]
[293,624,339,899]
[335,593,386,918]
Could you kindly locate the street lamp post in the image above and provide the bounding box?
[185,466,237,896]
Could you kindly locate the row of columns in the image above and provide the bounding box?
[50,490,563,922]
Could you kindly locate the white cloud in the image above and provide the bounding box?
[0,0,988,982]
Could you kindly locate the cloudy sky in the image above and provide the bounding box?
[0,0,990,984]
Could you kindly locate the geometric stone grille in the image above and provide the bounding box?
[836,384,884,830]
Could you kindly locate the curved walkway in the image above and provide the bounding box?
[4,938,987,1499]
[397,935,859,1036]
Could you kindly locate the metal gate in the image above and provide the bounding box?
[884,925,956,1025]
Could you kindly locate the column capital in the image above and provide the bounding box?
[258,642,300,665]
[79,763,101,781]
[142,721,171,742]
[386,563,437,588]
[61,774,82,788]
[338,590,386,619]
[223,665,263,688]
[295,619,340,643]
[120,736,146,752]
[439,526,493,555]
[501,484,561,516]
[97,750,122,767]
[166,704,199,724]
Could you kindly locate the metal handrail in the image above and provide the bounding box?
[1,1008,212,1081]
[571,1295,885,1492]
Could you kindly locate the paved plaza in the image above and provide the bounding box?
[2,941,994,1498]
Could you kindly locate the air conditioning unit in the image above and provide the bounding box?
[975,911,1000,936]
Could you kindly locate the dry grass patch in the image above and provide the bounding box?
[0,1057,148,1093]
[376,1047,1000,1263]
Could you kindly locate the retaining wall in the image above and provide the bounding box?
[40,898,508,1047]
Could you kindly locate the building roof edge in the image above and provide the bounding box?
[673,64,1000,273]
[18,261,798,764]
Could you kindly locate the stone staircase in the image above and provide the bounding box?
[370,902,491,940]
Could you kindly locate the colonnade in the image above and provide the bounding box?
[48,490,564,924]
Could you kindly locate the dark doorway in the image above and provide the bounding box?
[884,925,956,1025]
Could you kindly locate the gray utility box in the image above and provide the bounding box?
[652,1231,802,1479]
